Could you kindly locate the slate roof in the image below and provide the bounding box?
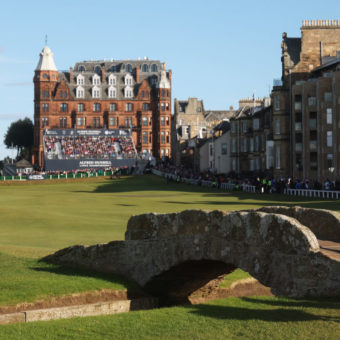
[57,60,167,101]
[286,38,301,65]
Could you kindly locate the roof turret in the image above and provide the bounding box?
[157,62,170,89]
[35,46,57,71]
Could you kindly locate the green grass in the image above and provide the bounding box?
[0,296,339,340]
[219,269,252,288]
[0,175,339,338]
[0,252,135,307]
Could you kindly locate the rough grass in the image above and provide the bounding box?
[219,269,252,288]
[0,296,339,340]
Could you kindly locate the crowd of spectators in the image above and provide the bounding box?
[44,136,136,160]
[152,163,340,193]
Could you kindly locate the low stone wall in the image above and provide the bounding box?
[0,297,158,325]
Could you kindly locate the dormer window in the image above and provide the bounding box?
[92,74,100,85]
[78,65,86,72]
[77,74,85,85]
[124,86,133,98]
[94,65,101,75]
[76,86,84,98]
[108,86,116,98]
[92,86,101,98]
[126,64,133,72]
[108,74,116,85]
[142,64,149,72]
[151,64,158,72]
[125,73,133,86]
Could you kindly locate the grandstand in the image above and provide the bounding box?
[43,129,137,171]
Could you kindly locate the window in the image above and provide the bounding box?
[78,65,86,72]
[59,117,67,128]
[166,117,169,126]
[125,117,132,127]
[151,77,158,85]
[221,143,227,155]
[77,75,84,86]
[242,138,247,152]
[126,64,133,73]
[249,159,254,171]
[125,74,133,85]
[255,158,260,171]
[43,73,48,79]
[94,66,101,75]
[275,145,281,169]
[59,91,63,98]
[161,103,165,111]
[274,95,280,111]
[232,159,236,171]
[109,103,117,112]
[125,103,133,112]
[250,138,254,152]
[142,131,148,143]
[146,91,149,98]
[92,86,101,98]
[142,103,149,111]
[109,65,116,73]
[231,122,236,133]
[108,86,116,98]
[92,74,100,85]
[242,122,247,133]
[160,132,165,144]
[151,64,158,72]
[42,103,49,112]
[161,90,165,97]
[327,154,334,168]
[327,108,332,124]
[141,91,145,98]
[142,117,148,126]
[93,117,100,127]
[77,117,86,126]
[142,64,149,72]
[109,117,117,126]
[253,118,259,130]
[93,103,101,112]
[42,90,49,98]
[161,117,165,126]
[327,131,333,147]
[77,103,84,112]
[64,91,67,98]
[324,92,332,103]
[42,117,49,127]
[166,103,169,110]
[308,96,316,106]
[231,138,236,152]
[124,86,133,98]
[255,135,259,151]
[76,86,84,98]
[275,118,280,134]
[60,103,67,112]
[108,74,116,85]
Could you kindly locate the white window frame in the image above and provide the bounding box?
[108,74,116,85]
[124,86,133,98]
[108,86,116,98]
[76,86,84,98]
[125,73,133,86]
[77,74,85,85]
[92,86,101,98]
[327,108,332,124]
[92,74,101,86]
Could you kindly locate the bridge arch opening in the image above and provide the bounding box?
[143,260,238,305]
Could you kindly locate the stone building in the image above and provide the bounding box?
[271,20,340,181]
[230,99,272,175]
[172,98,206,167]
[32,46,172,168]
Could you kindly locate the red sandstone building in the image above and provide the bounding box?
[32,46,172,168]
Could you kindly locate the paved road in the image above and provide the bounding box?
[319,240,340,261]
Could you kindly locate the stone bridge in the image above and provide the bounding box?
[45,206,340,303]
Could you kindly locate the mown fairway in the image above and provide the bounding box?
[0,175,339,339]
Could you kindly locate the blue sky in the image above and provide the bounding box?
[0,0,339,158]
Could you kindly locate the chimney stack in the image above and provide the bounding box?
[101,65,105,83]
[69,67,73,83]
[136,66,140,83]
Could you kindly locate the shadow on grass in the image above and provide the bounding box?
[189,303,340,322]
[32,264,144,299]
[72,175,340,212]
[241,297,340,310]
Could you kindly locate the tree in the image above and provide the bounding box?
[4,117,34,160]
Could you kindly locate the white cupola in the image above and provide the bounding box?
[35,46,57,71]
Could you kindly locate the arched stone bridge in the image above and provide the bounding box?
[45,206,340,303]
